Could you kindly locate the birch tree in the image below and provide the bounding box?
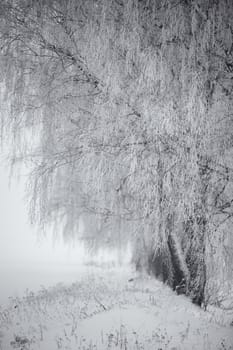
[1,0,233,307]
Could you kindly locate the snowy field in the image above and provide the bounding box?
[0,262,90,306]
[0,266,233,350]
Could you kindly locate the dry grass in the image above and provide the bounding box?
[0,269,232,350]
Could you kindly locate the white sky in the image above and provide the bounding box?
[0,155,86,265]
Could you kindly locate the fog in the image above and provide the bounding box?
[0,262,86,305]
[0,160,87,305]
[0,159,132,306]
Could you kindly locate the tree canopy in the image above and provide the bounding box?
[1,0,233,307]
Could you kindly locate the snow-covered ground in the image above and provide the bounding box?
[0,266,232,350]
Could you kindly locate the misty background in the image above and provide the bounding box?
[0,154,131,305]
[0,156,83,304]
